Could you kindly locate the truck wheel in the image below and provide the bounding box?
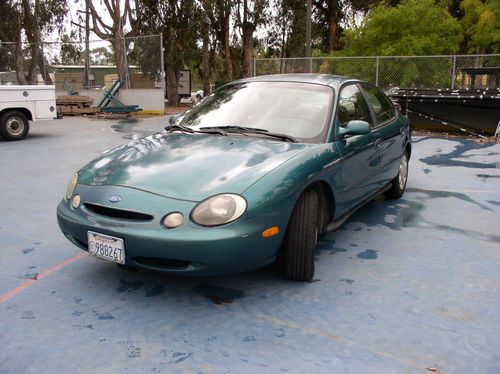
[283,189,319,281]
[384,151,409,199]
[0,111,29,141]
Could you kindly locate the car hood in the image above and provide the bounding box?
[78,132,310,201]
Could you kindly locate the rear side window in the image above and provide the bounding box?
[362,85,395,125]
[337,84,372,127]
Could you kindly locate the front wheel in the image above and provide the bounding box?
[385,151,409,199]
[283,190,319,281]
[0,111,29,141]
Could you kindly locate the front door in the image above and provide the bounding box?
[332,83,381,217]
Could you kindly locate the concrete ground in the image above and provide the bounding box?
[0,117,499,374]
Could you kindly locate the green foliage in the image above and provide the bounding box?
[35,0,68,34]
[266,0,306,58]
[127,37,162,79]
[0,45,14,71]
[341,0,461,56]
[90,47,113,65]
[460,0,500,53]
[59,35,84,65]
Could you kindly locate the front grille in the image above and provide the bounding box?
[84,203,154,221]
[132,256,191,269]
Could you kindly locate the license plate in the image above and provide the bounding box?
[87,231,125,264]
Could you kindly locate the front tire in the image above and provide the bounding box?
[0,111,29,141]
[283,190,319,281]
[385,151,409,199]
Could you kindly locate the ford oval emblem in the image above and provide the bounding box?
[108,195,122,203]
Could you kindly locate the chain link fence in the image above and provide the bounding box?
[254,54,500,90]
[0,34,163,92]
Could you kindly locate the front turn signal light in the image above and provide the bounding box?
[262,226,279,238]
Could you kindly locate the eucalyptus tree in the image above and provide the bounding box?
[0,0,67,85]
[137,0,200,105]
[234,0,269,77]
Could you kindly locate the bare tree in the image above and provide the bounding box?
[84,0,141,86]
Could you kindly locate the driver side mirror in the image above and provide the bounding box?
[169,115,178,125]
[338,120,371,137]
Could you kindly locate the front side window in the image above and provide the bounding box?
[337,84,372,127]
[177,81,334,143]
[362,85,395,125]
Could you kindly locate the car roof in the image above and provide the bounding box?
[238,74,359,88]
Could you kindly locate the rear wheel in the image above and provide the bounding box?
[283,190,319,281]
[385,151,409,199]
[0,111,29,141]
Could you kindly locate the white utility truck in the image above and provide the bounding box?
[0,85,57,141]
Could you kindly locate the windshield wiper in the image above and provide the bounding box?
[200,125,298,143]
[257,132,298,143]
[165,123,227,136]
[164,123,194,133]
[197,128,227,136]
[201,125,268,133]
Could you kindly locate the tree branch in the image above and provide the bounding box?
[86,0,113,38]
[102,0,115,21]
[71,21,86,31]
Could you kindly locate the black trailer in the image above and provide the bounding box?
[387,87,500,139]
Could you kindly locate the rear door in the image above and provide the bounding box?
[360,84,405,185]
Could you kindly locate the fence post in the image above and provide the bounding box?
[253,58,257,77]
[123,36,131,89]
[451,55,456,89]
[160,33,165,93]
[375,57,379,86]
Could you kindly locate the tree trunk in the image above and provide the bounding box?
[328,8,338,51]
[38,43,53,85]
[21,0,38,84]
[26,44,39,84]
[165,25,178,106]
[14,32,27,85]
[202,24,210,96]
[242,23,254,77]
[84,4,91,89]
[111,38,128,87]
[223,1,233,81]
[242,0,254,78]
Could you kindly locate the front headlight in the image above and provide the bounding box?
[191,194,247,226]
[66,173,78,200]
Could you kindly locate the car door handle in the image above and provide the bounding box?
[374,139,382,149]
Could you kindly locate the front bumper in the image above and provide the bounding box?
[57,185,291,276]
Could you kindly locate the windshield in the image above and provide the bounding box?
[177,81,334,143]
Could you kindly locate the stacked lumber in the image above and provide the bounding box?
[57,95,98,116]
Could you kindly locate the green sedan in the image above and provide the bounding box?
[57,74,411,281]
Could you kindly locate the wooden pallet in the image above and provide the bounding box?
[57,95,97,116]
[58,106,99,116]
[56,95,94,106]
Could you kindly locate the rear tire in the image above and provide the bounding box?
[0,111,29,141]
[283,190,319,281]
[385,151,409,199]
